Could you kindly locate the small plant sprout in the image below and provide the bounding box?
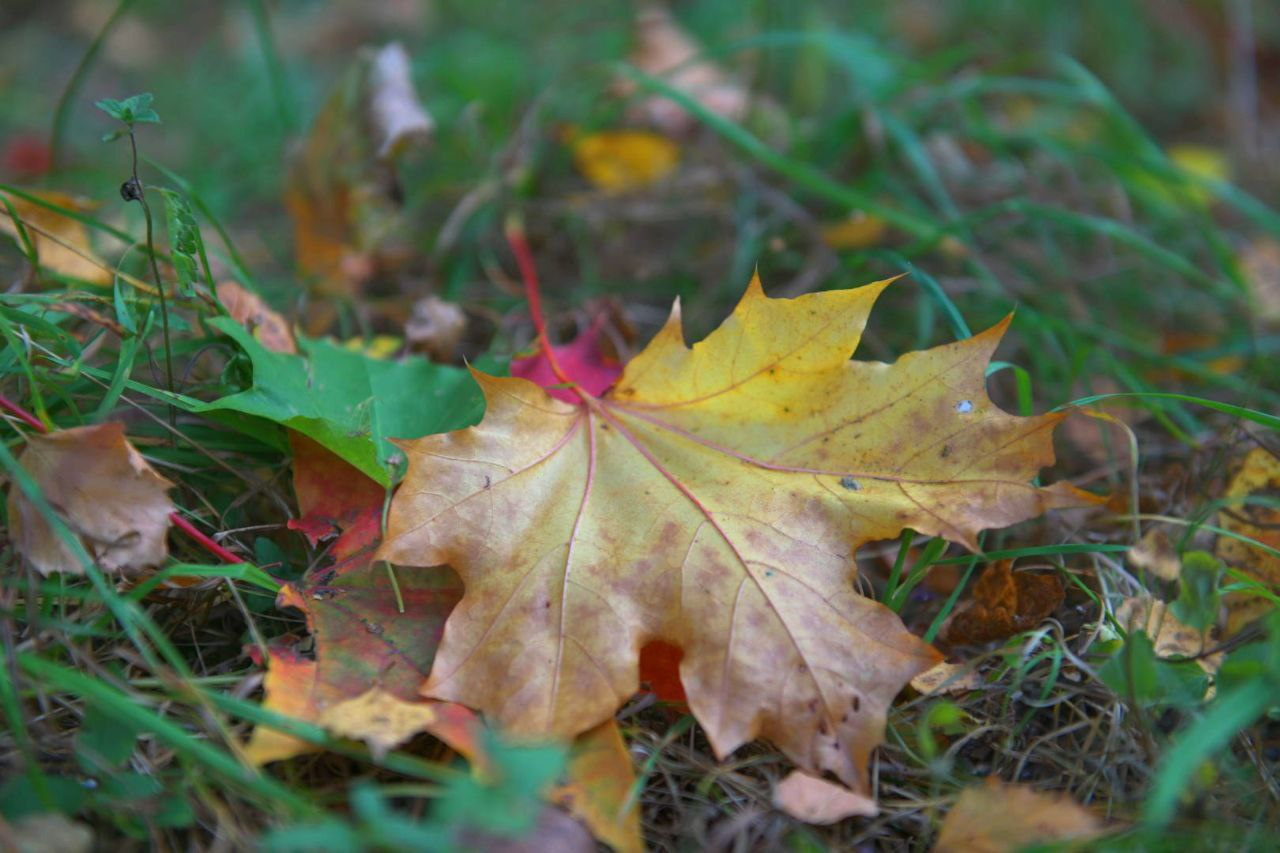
[94,93,175,420]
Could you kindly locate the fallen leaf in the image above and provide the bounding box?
[773,770,877,824]
[405,295,468,362]
[570,129,680,193]
[638,640,687,704]
[7,423,173,576]
[215,281,297,354]
[319,687,475,761]
[1216,447,1280,634]
[285,42,431,310]
[510,316,623,404]
[203,316,492,486]
[622,6,749,135]
[0,190,111,285]
[934,778,1110,852]
[1128,527,1181,583]
[909,662,982,696]
[245,442,471,764]
[1,812,93,853]
[939,560,1064,646]
[552,721,643,853]
[820,214,888,251]
[380,273,1094,795]
[1115,597,1214,661]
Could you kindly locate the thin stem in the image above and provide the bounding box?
[0,392,46,432]
[504,215,581,396]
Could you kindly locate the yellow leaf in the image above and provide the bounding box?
[0,190,112,285]
[572,130,680,193]
[379,273,1095,797]
[1216,447,1280,634]
[935,778,1111,852]
[7,423,173,576]
[820,213,888,250]
[552,721,643,853]
[318,688,458,761]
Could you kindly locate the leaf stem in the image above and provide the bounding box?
[0,392,47,432]
[503,215,582,398]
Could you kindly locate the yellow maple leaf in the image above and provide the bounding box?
[378,274,1095,795]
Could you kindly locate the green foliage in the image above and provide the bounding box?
[1170,551,1223,632]
[201,317,503,486]
[1097,632,1209,711]
[158,189,205,296]
[94,92,160,127]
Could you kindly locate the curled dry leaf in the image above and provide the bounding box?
[215,281,297,354]
[939,560,1064,646]
[0,189,111,285]
[405,295,468,362]
[934,778,1110,852]
[367,42,434,160]
[1216,447,1280,634]
[379,274,1095,796]
[7,423,173,576]
[909,661,982,696]
[773,770,877,824]
[622,6,748,135]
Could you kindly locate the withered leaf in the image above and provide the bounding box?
[939,560,1064,646]
[934,778,1111,852]
[380,274,1094,796]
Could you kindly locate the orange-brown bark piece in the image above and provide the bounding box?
[380,274,1095,796]
[939,560,1064,646]
[7,423,173,576]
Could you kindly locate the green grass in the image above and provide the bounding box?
[3,1,1280,849]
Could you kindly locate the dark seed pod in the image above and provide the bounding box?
[120,177,143,202]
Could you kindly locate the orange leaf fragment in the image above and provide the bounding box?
[552,721,644,853]
[215,281,297,354]
[0,189,111,285]
[380,274,1094,797]
[773,770,877,824]
[939,560,1064,646]
[934,778,1111,852]
[7,423,173,576]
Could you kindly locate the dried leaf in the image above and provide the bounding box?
[2,812,93,853]
[939,560,1064,646]
[318,687,476,761]
[246,441,470,764]
[216,281,297,354]
[0,190,111,285]
[934,779,1110,852]
[405,296,468,362]
[571,130,679,193]
[773,770,877,824]
[380,274,1094,795]
[1115,597,1221,679]
[367,42,434,160]
[7,423,173,576]
[552,721,643,853]
[909,662,982,696]
[820,214,888,251]
[1128,527,1181,583]
[1216,447,1280,634]
[622,6,748,135]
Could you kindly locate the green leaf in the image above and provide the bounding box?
[1170,551,1223,632]
[431,729,566,839]
[1098,631,1208,710]
[94,93,160,125]
[201,317,500,486]
[77,701,142,770]
[158,189,202,296]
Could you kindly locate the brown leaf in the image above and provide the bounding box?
[934,779,1110,852]
[380,274,1095,796]
[1115,597,1221,680]
[1216,447,1280,634]
[939,560,1064,646]
[773,770,877,824]
[0,190,111,285]
[552,721,644,853]
[909,662,982,696]
[1127,527,1181,583]
[245,439,469,764]
[215,281,297,354]
[7,423,173,576]
[622,6,748,135]
[405,295,468,362]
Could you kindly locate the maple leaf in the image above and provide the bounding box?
[510,316,623,403]
[7,423,173,576]
[380,274,1094,794]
